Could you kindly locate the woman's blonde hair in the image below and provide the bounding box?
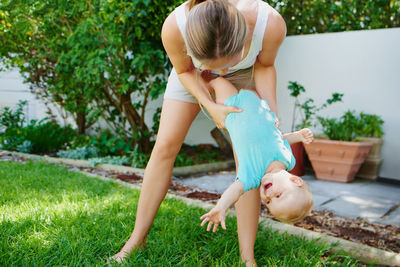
[185,0,248,61]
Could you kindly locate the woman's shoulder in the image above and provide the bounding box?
[161,9,185,50]
[256,5,286,66]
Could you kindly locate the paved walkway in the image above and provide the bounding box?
[174,172,400,226]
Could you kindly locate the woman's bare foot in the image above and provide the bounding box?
[106,238,147,264]
[107,251,129,264]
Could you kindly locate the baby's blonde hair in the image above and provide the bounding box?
[185,0,247,61]
[273,182,313,224]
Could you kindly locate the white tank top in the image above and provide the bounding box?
[174,0,269,75]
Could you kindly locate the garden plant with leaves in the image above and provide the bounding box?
[318,110,384,141]
[288,81,343,131]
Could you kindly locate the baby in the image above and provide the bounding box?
[200,77,314,232]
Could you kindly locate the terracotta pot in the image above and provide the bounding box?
[289,142,305,176]
[356,137,383,157]
[304,139,373,182]
[355,137,384,180]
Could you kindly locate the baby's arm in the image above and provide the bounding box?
[283,128,314,145]
[200,180,244,232]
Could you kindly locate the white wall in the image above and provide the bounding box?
[0,68,74,126]
[275,28,400,180]
[0,69,39,122]
[2,28,399,180]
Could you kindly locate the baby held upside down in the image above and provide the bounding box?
[200,78,314,232]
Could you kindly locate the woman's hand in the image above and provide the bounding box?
[200,206,227,232]
[207,102,242,129]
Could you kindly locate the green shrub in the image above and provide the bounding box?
[0,100,27,131]
[57,146,99,160]
[130,146,150,168]
[88,156,131,167]
[16,140,33,153]
[90,130,133,157]
[174,153,194,168]
[0,128,26,151]
[268,0,400,35]
[0,120,75,153]
[23,119,75,153]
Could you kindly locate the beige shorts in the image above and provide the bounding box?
[164,67,255,104]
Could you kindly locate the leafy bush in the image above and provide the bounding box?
[0,128,26,151]
[130,146,150,168]
[57,146,99,160]
[0,100,27,131]
[22,120,75,153]
[90,130,133,157]
[16,140,33,153]
[88,156,131,167]
[267,0,400,35]
[174,154,194,168]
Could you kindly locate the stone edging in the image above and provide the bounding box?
[77,170,399,266]
[0,150,235,177]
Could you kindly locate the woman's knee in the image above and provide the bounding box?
[152,138,181,161]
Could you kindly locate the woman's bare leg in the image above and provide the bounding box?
[235,189,261,266]
[212,77,260,266]
[110,99,200,262]
[232,146,260,267]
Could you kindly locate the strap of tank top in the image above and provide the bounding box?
[253,0,269,54]
[175,3,187,41]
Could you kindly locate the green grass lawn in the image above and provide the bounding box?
[0,160,360,266]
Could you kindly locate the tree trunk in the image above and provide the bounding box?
[211,127,233,158]
[76,110,86,134]
[120,93,151,153]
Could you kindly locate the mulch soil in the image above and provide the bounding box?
[1,152,399,254]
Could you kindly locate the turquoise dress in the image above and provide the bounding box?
[224,90,295,192]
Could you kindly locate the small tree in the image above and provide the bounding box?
[0,0,175,153]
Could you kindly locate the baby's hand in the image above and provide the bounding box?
[298,128,314,144]
[200,206,226,232]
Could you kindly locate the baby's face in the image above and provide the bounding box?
[260,170,312,222]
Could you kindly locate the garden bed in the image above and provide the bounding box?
[1,151,398,256]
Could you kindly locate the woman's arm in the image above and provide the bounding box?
[161,12,241,129]
[254,8,287,119]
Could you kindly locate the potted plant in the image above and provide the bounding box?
[304,110,373,182]
[287,81,343,176]
[355,113,384,180]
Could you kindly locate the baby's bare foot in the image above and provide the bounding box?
[298,128,314,144]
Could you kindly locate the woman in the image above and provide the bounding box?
[111,0,286,265]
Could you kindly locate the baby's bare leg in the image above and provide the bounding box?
[209,77,239,105]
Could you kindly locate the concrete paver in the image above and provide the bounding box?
[377,207,400,225]
[174,172,400,225]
